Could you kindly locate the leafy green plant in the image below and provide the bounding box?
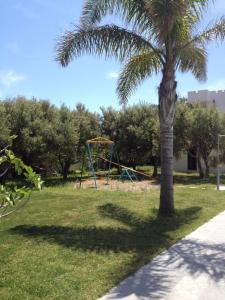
[0,149,43,218]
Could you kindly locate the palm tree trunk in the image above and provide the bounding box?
[158,64,177,216]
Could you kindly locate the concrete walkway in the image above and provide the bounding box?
[99,211,225,300]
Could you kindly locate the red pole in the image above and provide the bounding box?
[99,157,152,179]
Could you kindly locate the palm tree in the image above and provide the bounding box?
[56,0,225,216]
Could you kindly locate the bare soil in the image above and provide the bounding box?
[75,178,159,192]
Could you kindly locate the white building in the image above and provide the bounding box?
[174,90,225,172]
[188,90,225,112]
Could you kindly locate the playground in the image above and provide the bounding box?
[78,137,156,192]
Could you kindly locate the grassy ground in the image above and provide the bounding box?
[1,175,225,300]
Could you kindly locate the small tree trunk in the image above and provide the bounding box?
[197,154,204,179]
[62,161,70,180]
[203,157,210,178]
[158,63,177,216]
[152,157,158,177]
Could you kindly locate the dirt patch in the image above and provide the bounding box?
[75,178,159,192]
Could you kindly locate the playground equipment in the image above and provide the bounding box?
[79,137,152,189]
[79,137,114,188]
[99,157,152,181]
[120,168,138,182]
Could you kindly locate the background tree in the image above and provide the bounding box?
[100,106,118,142]
[116,105,152,169]
[0,97,100,179]
[101,103,160,174]
[51,105,79,180]
[50,103,100,179]
[174,101,222,178]
[2,97,56,170]
[0,103,11,149]
[174,100,192,158]
[217,112,225,171]
[189,102,221,178]
[56,0,225,216]
[0,95,223,183]
[75,103,101,158]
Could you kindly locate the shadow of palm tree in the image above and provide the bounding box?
[10,204,206,299]
[10,204,201,253]
[173,174,216,185]
[100,238,225,299]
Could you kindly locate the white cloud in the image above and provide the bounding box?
[207,79,225,91]
[0,70,26,87]
[106,71,119,79]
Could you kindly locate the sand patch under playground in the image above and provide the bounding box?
[75,178,159,192]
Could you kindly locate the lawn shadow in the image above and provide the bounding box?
[173,174,217,185]
[10,204,205,298]
[10,204,202,253]
[43,176,79,187]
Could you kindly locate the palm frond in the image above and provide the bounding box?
[56,25,154,67]
[189,0,211,18]
[177,44,207,81]
[81,0,152,33]
[182,17,225,49]
[145,0,211,42]
[117,52,161,104]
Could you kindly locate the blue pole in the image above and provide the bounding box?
[79,151,85,188]
[106,144,114,184]
[86,143,97,188]
[125,169,134,182]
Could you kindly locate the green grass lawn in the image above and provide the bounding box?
[1,177,225,300]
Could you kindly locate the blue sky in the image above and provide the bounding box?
[1,0,225,112]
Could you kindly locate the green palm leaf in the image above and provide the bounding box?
[81,0,153,33]
[56,25,154,67]
[178,44,207,81]
[181,17,225,49]
[117,52,161,104]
